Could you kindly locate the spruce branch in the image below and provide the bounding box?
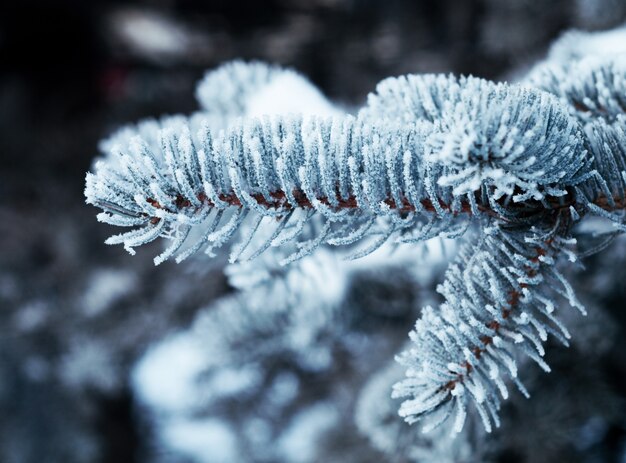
[393,220,584,433]
[362,74,591,201]
[84,53,626,442]
[86,76,589,265]
[527,55,626,124]
[529,55,626,229]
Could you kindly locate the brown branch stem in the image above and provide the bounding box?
[143,186,626,236]
[441,240,553,392]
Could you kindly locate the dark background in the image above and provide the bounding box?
[2,1,626,462]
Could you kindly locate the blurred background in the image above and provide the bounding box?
[2,1,626,462]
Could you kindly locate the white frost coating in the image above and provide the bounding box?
[97,112,215,163]
[526,55,626,124]
[361,74,588,203]
[83,48,626,452]
[132,332,207,413]
[394,225,584,433]
[355,362,479,462]
[87,114,459,263]
[87,90,587,262]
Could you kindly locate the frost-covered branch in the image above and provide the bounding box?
[528,55,626,227]
[527,55,626,124]
[84,50,626,451]
[362,74,589,201]
[393,221,584,433]
[85,75,589,265]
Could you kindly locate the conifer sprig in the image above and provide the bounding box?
[85,54,626,436]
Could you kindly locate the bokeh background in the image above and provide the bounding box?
[2,1,626,462]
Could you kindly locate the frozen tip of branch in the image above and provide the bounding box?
[526,54,626,124]
[87,111,490,265]
[364,73,588,200]
[394,225,584,433]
